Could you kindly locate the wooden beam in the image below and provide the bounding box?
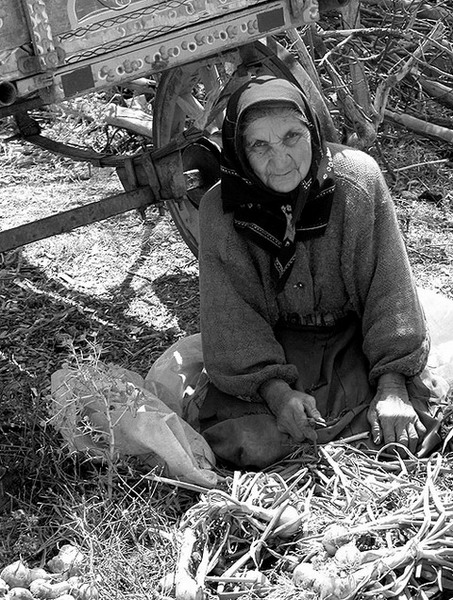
[0,186,155,253]
[384,109,453,143]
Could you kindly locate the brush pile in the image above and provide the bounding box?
[168,441,453,600]
[299,0,453,147]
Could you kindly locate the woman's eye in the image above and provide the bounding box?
[284,131,303,145]
[247,140,270,155]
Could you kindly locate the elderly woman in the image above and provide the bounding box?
[197,75,443,468]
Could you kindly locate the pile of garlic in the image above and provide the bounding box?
[0,545,98,600]
[292,524,364,600]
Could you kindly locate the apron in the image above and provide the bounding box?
[199,316,446,468]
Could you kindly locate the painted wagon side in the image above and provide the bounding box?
[0,0,321,110]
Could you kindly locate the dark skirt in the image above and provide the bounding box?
[199,317,445,468]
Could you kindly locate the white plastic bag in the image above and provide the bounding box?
[419,287,453,346]
[145,333,207,422]
[419,287,453,385]
[50,360,216,488]
[144,333,204,415]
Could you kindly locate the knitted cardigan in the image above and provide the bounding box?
[198,143,429,402]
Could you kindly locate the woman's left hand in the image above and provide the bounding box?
[367,372,426,453]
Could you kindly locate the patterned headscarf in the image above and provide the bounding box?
[221,76,335,290]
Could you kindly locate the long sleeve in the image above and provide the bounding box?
[198,183,299,400]
[337,148,429,382]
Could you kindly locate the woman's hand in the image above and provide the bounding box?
[367,373,426,453]
[275,391,322,442]
[260,379,323,442]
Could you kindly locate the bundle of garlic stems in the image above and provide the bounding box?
[175,442,453,599]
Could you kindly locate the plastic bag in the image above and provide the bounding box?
[419,287,453,346]
[419,287,453,385]
[50,360,217,488]
[144,334,205,417]
[144,333,209,428]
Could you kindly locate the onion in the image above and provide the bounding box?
[47,545,85,576]
[0,561,32,588]
[293,562,318,588]
[9,588,34,600]
[66,577,81,591]
[294,563,340,598]
[334,541,363,569]
[29,569,51,583]
[77,583,99,600]
[322,524,352,556]
[294,561,356,599]
[158,572,176,594]
[317,573,355,600]
[271,505,302,539]
[315,575,339,599]
[175,576,202,600]
[29,581,52,599]
[29,580,71,599]
[242,570,270,597]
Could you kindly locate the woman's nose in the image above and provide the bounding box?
[269,145,291,164]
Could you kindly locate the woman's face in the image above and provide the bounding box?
[244,112,312,193]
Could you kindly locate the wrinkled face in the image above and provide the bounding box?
[244,111,312,193]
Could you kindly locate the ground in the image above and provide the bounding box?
[0,105,452,597]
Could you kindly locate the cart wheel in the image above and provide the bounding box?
[153,39,336,256]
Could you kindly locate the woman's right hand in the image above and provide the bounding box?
[274,391,322,441]
[260,379,323,442]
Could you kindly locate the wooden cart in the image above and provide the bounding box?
[0,0,342,256]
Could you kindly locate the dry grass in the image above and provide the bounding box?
[377,133,453,298]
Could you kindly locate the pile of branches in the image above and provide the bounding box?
[294,0,453,148]
[167,442,453,600]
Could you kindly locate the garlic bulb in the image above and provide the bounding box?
[0,561,32,589]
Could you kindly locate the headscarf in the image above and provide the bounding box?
[221,76,335,290]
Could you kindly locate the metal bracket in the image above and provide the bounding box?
[20,0,66,71]
[18,47,66,75]
[118,156,157,220]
